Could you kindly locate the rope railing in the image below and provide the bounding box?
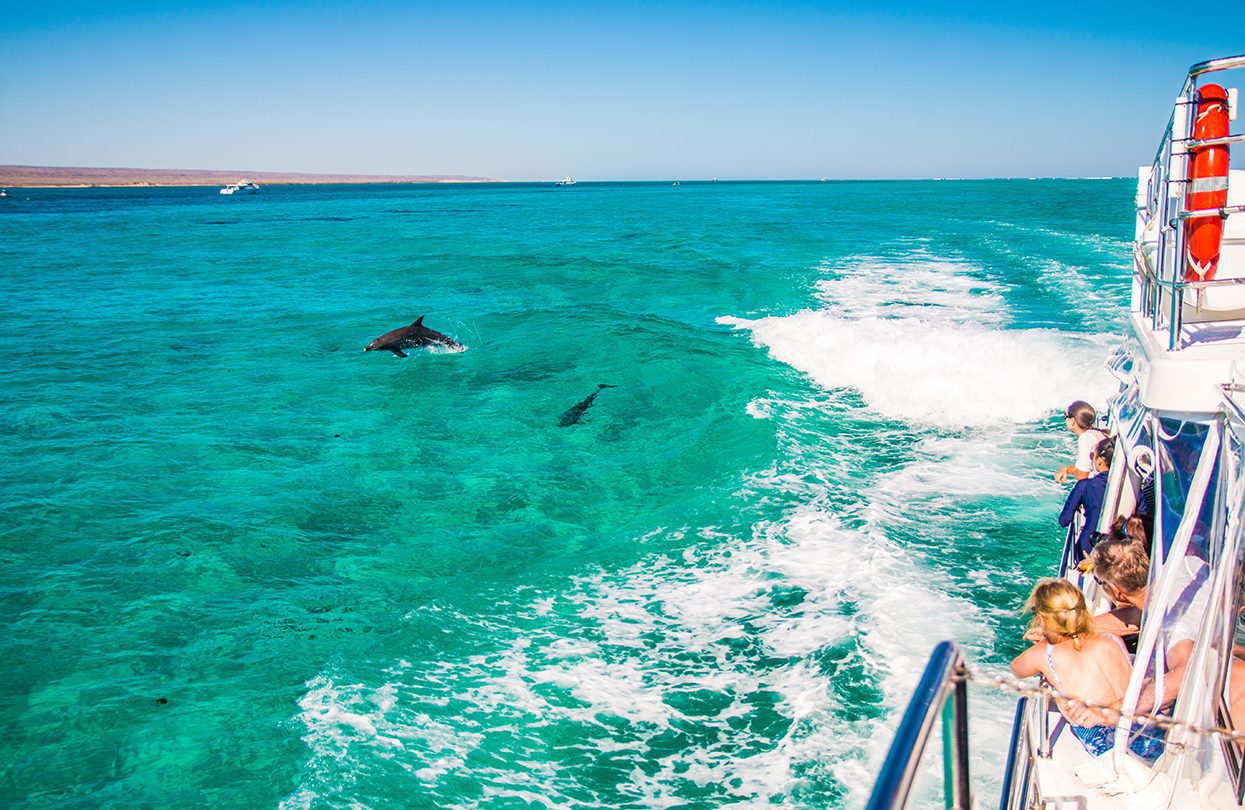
[957,666,1245,747]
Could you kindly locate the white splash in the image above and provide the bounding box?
[282,252,1109,808]
[719,257,1116,427]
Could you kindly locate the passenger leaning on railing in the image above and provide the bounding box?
[1086,535,1209,715]
[1054,401,1107,484]
[1010,578,1164,760]
[1060,437,1114,564]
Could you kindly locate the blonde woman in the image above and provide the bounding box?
[1010,578,1163,759]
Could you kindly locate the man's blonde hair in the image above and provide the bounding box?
[1089,536,1151,594]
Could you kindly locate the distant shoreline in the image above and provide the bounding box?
[0,165,501,188]
[0,167,1130,188]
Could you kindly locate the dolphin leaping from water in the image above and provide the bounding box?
[365,316,464,357]
[558,384,616,427]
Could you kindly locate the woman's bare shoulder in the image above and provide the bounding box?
[1050,634,1119,660]
[1072,633,1130,665]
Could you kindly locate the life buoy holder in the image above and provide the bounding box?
[1184,83,1231,282]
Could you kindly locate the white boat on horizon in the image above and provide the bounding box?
[219,179,260,195]
[868,53,1245,810]
[553,177,576,186]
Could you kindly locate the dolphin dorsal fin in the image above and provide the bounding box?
[412,316,425,327]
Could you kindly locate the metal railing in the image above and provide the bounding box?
[866,641,972,810]
[998,698,1033,810]
[1136,54,1245,351]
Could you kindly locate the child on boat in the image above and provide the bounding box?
[1109,513,1151,555]
[1055,401,1107,484]
[1059,436,1113,564]
[1010,578,1163,760]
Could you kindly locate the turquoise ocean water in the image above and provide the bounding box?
[1,180,1131,808]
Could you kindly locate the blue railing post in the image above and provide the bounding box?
[866,642,971,810]
[998,698,1030,810]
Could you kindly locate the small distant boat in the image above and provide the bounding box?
[820,177,828,182]
[219,179,260,195]
[554,177,576,186]
[0,189,7,197]
[672,181,681,187]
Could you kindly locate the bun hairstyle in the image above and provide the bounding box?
[1124,516,1149,548]
[1065,401,1097,431]
[1024,578,1095,650]
[1094,436,1116,468]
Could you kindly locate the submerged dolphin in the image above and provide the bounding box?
[364,316,464,357]
[558,384,616,427]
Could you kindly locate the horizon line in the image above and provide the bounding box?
[0,164,1131,189]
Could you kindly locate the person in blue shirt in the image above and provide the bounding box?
[1060,436,1113,564]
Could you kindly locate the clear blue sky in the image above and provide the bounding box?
[1,1,1242,180]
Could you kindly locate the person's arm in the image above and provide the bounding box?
[1063,693,1122,727]
[1059,481,1086,528]
[1136,639,1194,713]
[1095,607,1141,637]
[1011,646,1044,679]
[1055,465,1093,483]
[1011,631,1047,679]
[1075,482,1106,560]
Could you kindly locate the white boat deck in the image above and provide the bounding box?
[1031,706,1104,808]
[1132,307,1245,412]
[1029,704,1182,810]
[1180,318,1245,348]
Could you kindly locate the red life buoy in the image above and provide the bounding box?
[1184,83,1231,282]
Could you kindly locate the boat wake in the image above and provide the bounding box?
[718,256,1118,427]
[282,254,1118,808]
[283,507,1004,807]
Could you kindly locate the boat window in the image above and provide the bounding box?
[1115,383,1147,449]
[1219,560,1245,796]
[1218,424,1245,800]
[1156,418,1212,560]
[1122,419,1221,768]
[1137,422,1157,517]
[1120,390,1145,447]
[1098,394,1153,543]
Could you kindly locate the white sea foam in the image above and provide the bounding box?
[281,674,482,809]
[980,222,1130,328]
[283,491,1020,807]
[719,257,1116,426]
[283,253,1106,808]
[1032,256,1126,328]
